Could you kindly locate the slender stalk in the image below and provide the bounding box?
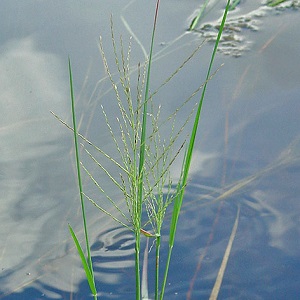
[69,58,97,300]
[155,234,161,300]
[160,1,231,298]
[209,206,240,300]
[135,234,141,300]
[135,1,161,299]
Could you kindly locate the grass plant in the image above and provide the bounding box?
[189,0,239,31]
[66,0,231,299]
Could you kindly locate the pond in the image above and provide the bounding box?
[1,1,300,299]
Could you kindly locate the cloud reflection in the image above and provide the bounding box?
[0,36,76,296]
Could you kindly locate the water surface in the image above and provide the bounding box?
[1,1,300,299]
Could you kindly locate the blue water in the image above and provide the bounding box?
[1,1,300,299]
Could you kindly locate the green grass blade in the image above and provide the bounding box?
[160,1,231,298]
[68,58,97,299]
[267,0,286,7]
[138,0,160,205]
[68,225,97,296]
[174,0,231,247]
[189,0,210,31]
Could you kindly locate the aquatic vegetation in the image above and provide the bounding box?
[189,0,300,57]
[228,0,241,10]
[265,0,300,8]
[189,0,211,31]
[189,0,241,31]
[64,0,233,299]
[267,0,288,6]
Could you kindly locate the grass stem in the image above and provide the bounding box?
[136,1,161,299]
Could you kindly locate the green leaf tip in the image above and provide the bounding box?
[68,225,97,296]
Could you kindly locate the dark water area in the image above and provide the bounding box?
[1,1,300,299]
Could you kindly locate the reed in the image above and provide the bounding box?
[66,1,231,299]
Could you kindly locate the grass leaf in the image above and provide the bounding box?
[229,0,241,11]
[267,0,286,7]
[68,225,97,296]
[160,1,231,298]
[68,58,97,299]
[189,0,210,31]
